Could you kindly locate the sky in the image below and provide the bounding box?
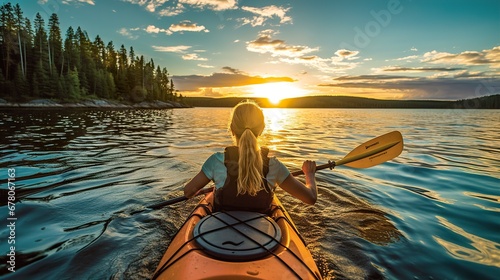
[11,0,500,102]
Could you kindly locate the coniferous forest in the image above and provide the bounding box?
[0,3,179,104]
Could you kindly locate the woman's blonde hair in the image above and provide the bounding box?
[229,101,266,196]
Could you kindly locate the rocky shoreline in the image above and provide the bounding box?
[0,98,190,109]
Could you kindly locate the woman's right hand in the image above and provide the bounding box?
[302,160,317,176]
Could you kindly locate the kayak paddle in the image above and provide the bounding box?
[146,131,404,210]
[147,187,214,210]
[291,130,403,176]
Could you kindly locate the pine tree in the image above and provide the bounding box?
[93,35,105,69]
[22,16,33,87]
[75,27,90,95]
[63,26,77,75]
[48,13,63,77]
[107,71,116,98]
[13,4,26,79]
[169,79,175,101]
[1,3,16,81]
[32,13,51,97]
[14,64,28,99]
[0,3,177,103]
[66,67,81,100]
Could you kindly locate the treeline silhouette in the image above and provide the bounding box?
[0,3,179,103]
[184,94,500,109]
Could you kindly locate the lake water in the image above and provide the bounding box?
[0,107,499,279]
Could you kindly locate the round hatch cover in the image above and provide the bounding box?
[193,211,282,261]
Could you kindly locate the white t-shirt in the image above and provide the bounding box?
[201,152,291,189]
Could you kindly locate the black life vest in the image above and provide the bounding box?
[213,146,273,213]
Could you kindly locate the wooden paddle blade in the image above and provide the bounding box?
[336,131,403,168]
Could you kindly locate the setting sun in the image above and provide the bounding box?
[252,82,307,104]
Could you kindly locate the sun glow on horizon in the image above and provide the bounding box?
[252,82,307,104]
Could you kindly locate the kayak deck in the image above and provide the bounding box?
[153,191,322,279]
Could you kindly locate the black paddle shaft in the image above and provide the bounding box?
[291,160,335,176]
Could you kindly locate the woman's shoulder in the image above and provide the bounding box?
[207,151,224,162]
[203,151,224,167]
[266,153,291,185]
[266,151,287,170]
[268,156,285,167]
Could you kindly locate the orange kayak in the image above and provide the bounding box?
[152,190,322,279]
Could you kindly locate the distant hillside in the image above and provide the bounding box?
[183,97,272,107]
[184,94,500,109]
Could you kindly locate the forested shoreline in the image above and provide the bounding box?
[0,3,181,104]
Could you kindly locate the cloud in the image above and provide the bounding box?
[281,55,359,74]
[58,0,95,5]
[119,25,174,37]
[394,55,419,61]
[423,46,500,68]
[320,74,500,100]
[182,53,208,61]
[143,21,208,36]
[179,0,237,11]
[198,64,215,69]
[453,70,487,78]
[222,66,245,74]
[172,71,294,91]
[146,0,169,12]
[246,30,318,58]
[118,28,139,39]
[333,75,411,81]
[245,31,360,74]
[123,0,236,16]
[145,25,168,34]
[335,49,359,60]
[122,0,169,12]
[240,5,292,26]
[152,45,192,52]
[152,45,207,61]
[158,4,185,16]
[380,66,466,72]
[169,20,209,33]
[339,45,500,99]
[323,46,500,99]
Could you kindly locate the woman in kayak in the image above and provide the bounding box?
[184,101,317,212]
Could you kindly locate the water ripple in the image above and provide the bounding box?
[1,108,499,279]
[434,216,500,268]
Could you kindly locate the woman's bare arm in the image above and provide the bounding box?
[184,171,211,198]
[279,160,317,205]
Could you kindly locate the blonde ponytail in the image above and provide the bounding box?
[237,129,263,195]
[229,101,266,196]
